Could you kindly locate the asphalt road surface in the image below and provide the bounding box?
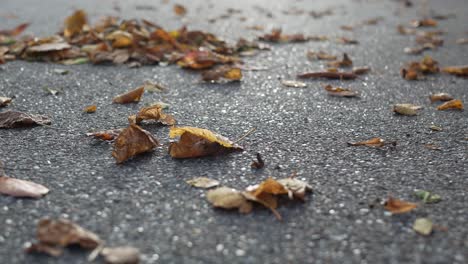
[0,0,467,263]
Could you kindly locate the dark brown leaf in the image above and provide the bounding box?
[251,153,265,169]
[131,104,176,126]
[297,71,357,80]
[112,124,158,163]
[326,53,353,68]
[0,111,51,128]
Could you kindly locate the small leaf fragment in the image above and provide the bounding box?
[429,125,442,131]
[281,80,307,88]
[207,187,253,213]
[0,96,12,107]
[113,87,145,104]
[347,137,386,147]
[86,129,123,141]
[251,153,265,169]
[0,111,51,128]
[43,86,61,96]
[112,124,158,163]
[101,246,140,264]
[441,65,468,77]
[352,66,371,75]
[414,190,441,203]
[436,99,463,111]
[84,105,97,113]
[410,18,438,27]
[297,71,357,80]
[324,85,359,97]
[326,53,353,68]
[384,196,418,214]
[173,4,187,16]
[393,104,423,116]
[0,176,49,198]
[413,218,433,236]
[186,177,220,189]
[25,242,63,257]
[53,69,69,75]
[201,66,242,82]
[430,93,453,103]
[307,51,337,61]
[277,177,312,201]
[132,104,176,126]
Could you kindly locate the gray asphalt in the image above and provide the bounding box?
[0,0,467,263]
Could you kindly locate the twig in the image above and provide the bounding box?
[233,127,256,144]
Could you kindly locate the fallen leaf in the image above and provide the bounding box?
[0,96,12,107]
[53,69,69,75]
[415,35,443,47]
[177,51,222,70]
[307,51,337,61]
[251,153,265,169]
[430,93,453,103]
[168,126,243,158]
[384,196,418,214]
[324,85,359,97]
[410,18,438,27]
[401,55,439,80]
[258,29,309,43]
[404,43,436,55]
[352,66,371,75]
[297,71,357,80]
[131,104,175,125]
[112,124,158,163]
[393,104,423,116]
[186,177,220,189]
[429,125,442,131]
[397,25,416,35]
[0,23,29,36]
[27,42,71,53]
[43,86,61,96]
[0,176,49,198]
[64,10,88,38]
[60,57,89,65]
[173,4,187,16]
[113,87,145,104]
[243,178,287,220]
[441,65,468,77]
[0,111,51,128]
[106,30,134,49]
[24,242,63,257]
[101,246,140,264]
[414,190,441,203]
[201,66,242,82]
[142,81,167,93]
[86,129,123,141]
[424,143,442,151]
[84,105,97,113]
[206,187,253,213]
[347,137,386,147]
[326,53,353,68]
[456,38,468,45]
[277,177,312,200]
[36,218,101,249]
[436,99,463,110]
[413,218,433,235]
[336,37,359,45]
[281,80,307,88]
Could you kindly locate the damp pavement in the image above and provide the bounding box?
[0,0,467,263]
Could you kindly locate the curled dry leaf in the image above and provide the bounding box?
[384,196,418,214]
[429,125,442,131]
[173,4,187,16]
[413,218,433,236]
[64,10,88,38]
[281,80,307,88]
[436,99,463,111]
[244,178,287,220]
[112,124,159,163]
[168,126,243,158]
[86,129,123,141]
[441,65,468,77]
[113,87,145,104]
[101,246,140,264]
[106,31,134,49]
[186,177,220,189]
[307,51,337,61]
[251,153,265,169]
[131,104,175,126]
[393,104,423,116]
[0,96,12,107]
[35,218,101,249]
[177,51,222,70]
[277,177,312,201]
[201,66,242,82]
[352,66,371,75]
[347,137,386,147]
[258,29,309,43]
[0,111,51,128]
[401,55,439,80]
[297,71,357,80]
[84,105,97,113]
[0,176,49,198]
[0,23,29,36]
[415,35,443,47]
[404,43,436,55]
[324,85,359,97]
[326,53,353,68]
[206,187,253,213]
[430,93,453,103]
[142,80,167,93]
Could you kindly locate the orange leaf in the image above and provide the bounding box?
[86,129,123,141]
[441,65,468,77]
[83,105,96,113]
[112,124,158,163]
[384,196,418,214]
[436,99,464,111]
[173,4,187,16]
[348,137,386,147]
[133,104,176,125]
[112,87,145,104]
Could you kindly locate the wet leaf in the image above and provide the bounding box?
[393,104,423,116]
[352,66,371,75]
[173,4,187,16]
[324,85,359,97]
[86,129,123,141]
[0,176,49,198]
[414,190,441,203]
[64,10,88,38]
[430,93,453,103]
[201,66,242,82]
[307,51,337,61]
[384,196,418,214]
[297,71,357,80]
[206,187,253,213]
[84,105,97,113]
[251,153,265,169]
[186,177,220,189]
[113,87,145,104]
[347,137,386,147]
[326,53,353,68]
[101,246,140,264]
[436,99,463,110]
[413,218,433,235]
[35,218,102,249]
[281,80,307,88]
[112,124,158,163]
[0,96,12,107]
[169,126,243,158]
[277,177,312,200]
[441,65,468,77]
[0,111,51,128]
[131,104,176,126]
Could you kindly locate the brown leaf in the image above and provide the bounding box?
[277,177,312,201]
[101,246,140,264]
[404,43,436,55]
[84,105,97,113]
[186,177,220,189]
[410,18,438,27]
[169,126,243,158]
[201,66,242,82]
[0,111,51,128]
[307,51,337,61]
[177,51,221,70]
[36,218,102,249]
[258,29,309,43]
[326,53,353,68]
[132,104,176,126]
[27,42,72,53]
[86,129,123,141]
[436,99,464,111]
[106,31,134,49]
[112,124,158,163]
[393,104,423,116]
[352,66,371,75]
[251,153,265,169]
[347,137,386,147]
[0,96,12,107]
[430,93,454,103]
[206,187,253,213]
[324,85,359,97]
[113,87,145,104]
[281,80,307,88]
[336,37,359,45]
[0,176,49,198]
[173,4,187,16]
[64,10,88,38]
[297,71,357,80]
[401,55,439,80]
[25,242,63,257]
[243,178,288,220]
[384,196,418,214]
[441,65,468,77]
[0,23,29,36]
